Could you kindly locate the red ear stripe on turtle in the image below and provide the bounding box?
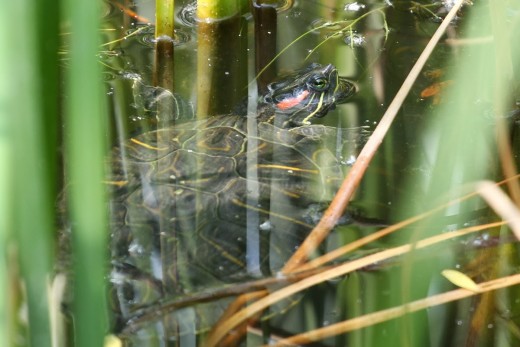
[275,90,309,110]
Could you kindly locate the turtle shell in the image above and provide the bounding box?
[104,63,364,332]
[108,114,366,306]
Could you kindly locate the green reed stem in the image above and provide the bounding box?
[0,6,12,345]
[65,0,109,346]
[3,0,59,344]
[197,0,243,20]
[155,0,174,38]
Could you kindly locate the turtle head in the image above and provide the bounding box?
[262,63,357,127]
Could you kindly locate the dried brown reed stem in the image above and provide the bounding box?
[477,181,520,239]
[112,2,151,23]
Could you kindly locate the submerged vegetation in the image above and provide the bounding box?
[2,0,520,346]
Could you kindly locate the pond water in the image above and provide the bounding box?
[89,1,520,346]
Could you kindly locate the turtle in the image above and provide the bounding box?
[104,63,365,335]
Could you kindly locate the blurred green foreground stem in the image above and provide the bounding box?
[64,0,109,346]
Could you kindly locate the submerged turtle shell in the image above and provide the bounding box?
[109,115,365,304]
[103,63,365,333]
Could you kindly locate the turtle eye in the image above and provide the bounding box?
[308,76,329,91]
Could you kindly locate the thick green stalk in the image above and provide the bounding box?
[197,0,240,20]
[155,0,174,38]
[0,6,11,346]
[65,0,108,346]
[4,0,56,345]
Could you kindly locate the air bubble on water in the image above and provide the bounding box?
[260,220,272,231]
[130,115,146,122]
[110,271,126,285]
[128,241,144,255]
[456,320,463,326]
[344,34,366,47]
[344,2,366,12]
[121,72,142,81]
[342,155,357,166]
